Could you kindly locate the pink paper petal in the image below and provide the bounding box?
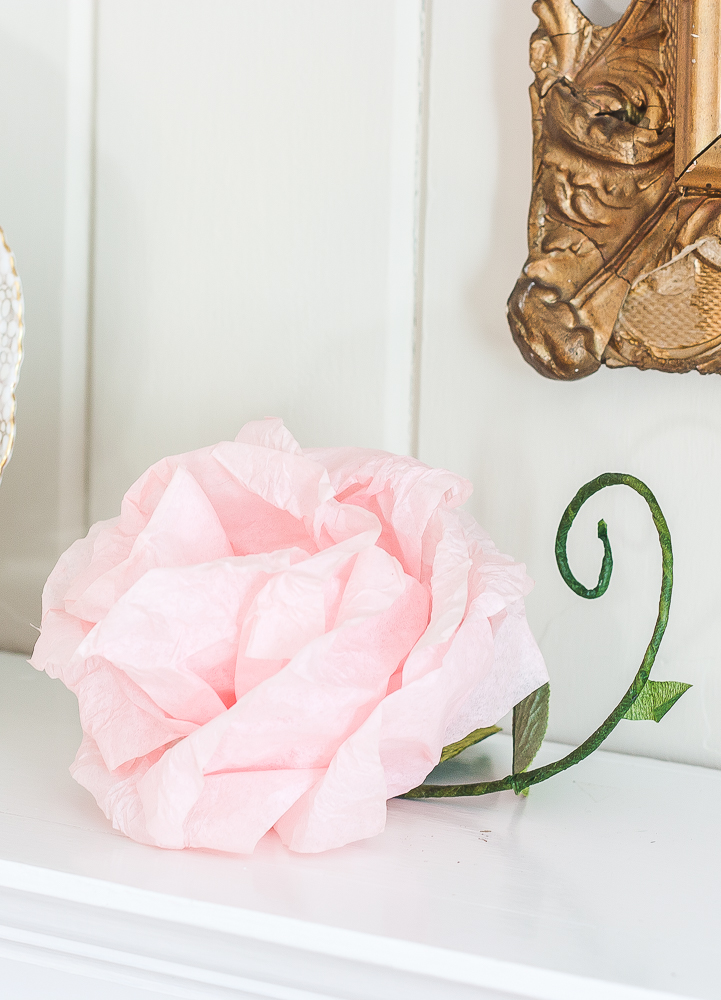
[235,417,304,456]
[240,529,381,662]
[80,548,310,727]
[306,448,472,580]
[213,441,334,522]
[184,769,324,854]
[74,657,197,770]
[132,564,428,847]
[68,466,233,623]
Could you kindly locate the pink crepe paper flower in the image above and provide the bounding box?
[31,419,548,854]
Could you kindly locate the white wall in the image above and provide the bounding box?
[6,0,721,770]
[0,1,69,653]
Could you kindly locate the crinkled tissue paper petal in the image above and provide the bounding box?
[31,418,549,854]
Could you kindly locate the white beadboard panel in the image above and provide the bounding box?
[0,1,71,653]
[419,0,721,769]
[89,0,423,521]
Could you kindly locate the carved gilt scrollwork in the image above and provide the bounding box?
[508,0,721,379]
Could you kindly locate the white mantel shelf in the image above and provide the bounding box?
[0,652,718,1000]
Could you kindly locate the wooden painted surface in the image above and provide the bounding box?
[0,651,719,999]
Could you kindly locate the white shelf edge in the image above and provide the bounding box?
[0,859,687,1000]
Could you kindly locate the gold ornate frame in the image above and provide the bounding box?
[508,0,721,379]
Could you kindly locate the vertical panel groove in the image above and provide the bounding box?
[384,0,432,458]
[58,0,97,550]
[411,0,432,459]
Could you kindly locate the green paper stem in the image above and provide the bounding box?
[402,473,674,801]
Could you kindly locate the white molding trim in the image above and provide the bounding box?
[0,861,687,1000]
[0,927,336,1000]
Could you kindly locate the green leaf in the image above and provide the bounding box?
[623,680,691,723]
[440,726,501,763]
[513,682,550,778]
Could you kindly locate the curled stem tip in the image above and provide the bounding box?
[402,473,673,801]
